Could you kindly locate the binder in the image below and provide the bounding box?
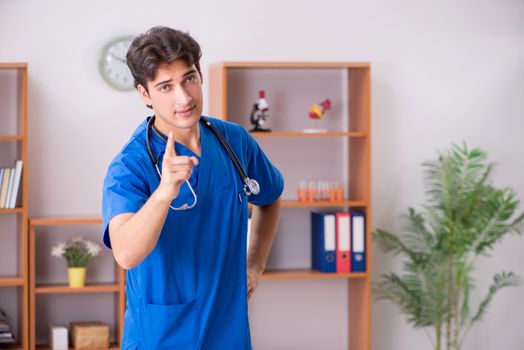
[311,212,336,272]
[351,211,366,272]
[336,212,351,273]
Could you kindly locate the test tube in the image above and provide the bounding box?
[297,181,307,202]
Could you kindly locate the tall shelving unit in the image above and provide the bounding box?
[28,217,125,350]
[0,63,29,350]
[209,62,372,349]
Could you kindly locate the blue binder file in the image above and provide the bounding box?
[311,212,336,273]
[351,211,366,272]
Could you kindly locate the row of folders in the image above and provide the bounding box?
[311,211,366,273]
[0,160,23,209]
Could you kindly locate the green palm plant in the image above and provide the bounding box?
[373,143,524,350]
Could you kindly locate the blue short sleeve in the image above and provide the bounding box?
[102,152,150,249]
[242,129,284,206]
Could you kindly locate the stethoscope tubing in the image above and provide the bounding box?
[145,116,260,208]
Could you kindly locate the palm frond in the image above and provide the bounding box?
[373,229,415,258]
[473,189,524,254]
[470,272,521,325]
[374,273,434,328]
[401,207,435,255]
[423,144,489,224]
[461,163,492,221]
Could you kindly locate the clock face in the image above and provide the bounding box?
[99,36,135,91]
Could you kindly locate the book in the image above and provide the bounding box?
[0,168,11,208]
[5,167,15,210]
[8,160,23,209]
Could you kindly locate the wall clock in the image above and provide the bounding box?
[99,36,135,91]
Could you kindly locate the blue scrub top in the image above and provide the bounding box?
[102,116,284,350]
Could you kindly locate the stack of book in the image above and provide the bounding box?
[0,309,15,344]
[0,160,23,209]
[311,211,366,273]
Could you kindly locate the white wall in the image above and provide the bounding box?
[1,0,523,349]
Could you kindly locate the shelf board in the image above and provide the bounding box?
[262,269,368,281]
[37,344,119,350]
[250,131,367,138]
[282,200,367,208]
[0,207,24,214]
[35,283,120,294]
[0,276,24,286]
[214,61,370,69]
[0,62,27,69]
[0,135,24,141]
[30,216,102,226]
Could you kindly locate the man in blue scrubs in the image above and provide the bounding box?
[102,26,283,349]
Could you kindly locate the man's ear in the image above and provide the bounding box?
[137,84,153,109]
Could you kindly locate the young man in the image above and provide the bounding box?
[102,26,283,349]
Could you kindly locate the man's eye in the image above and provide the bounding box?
[160,84,171,92]
[185,75,197,83]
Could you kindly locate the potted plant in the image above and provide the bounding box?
[373,143,523,350]
[51,237,101,288]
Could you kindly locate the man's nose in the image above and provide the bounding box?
[174,86,192,105]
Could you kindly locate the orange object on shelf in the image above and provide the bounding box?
[297,188,308,202]
[336,188,344,201]
[307,188,316,201]
[329,188,337,201]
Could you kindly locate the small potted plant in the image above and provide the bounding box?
[51,237,101,288]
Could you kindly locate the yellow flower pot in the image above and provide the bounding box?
[68,267,86,288]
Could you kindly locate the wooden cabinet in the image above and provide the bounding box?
[0,63,28,350]
[28,217,125,350]
[209,62,372,349]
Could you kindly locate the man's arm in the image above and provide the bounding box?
[108,191,171,270]
[108,131,198,270]
[247,198,282,299]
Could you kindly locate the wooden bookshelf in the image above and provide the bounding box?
[29,217,125,350]
[0,62,28,350]
[210,62,372,350]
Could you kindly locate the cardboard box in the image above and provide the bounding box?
[69,322,109,350]
[49,325,68,350]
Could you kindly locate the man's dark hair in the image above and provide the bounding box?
[126,26,202,92]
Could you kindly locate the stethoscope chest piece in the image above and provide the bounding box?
[245,178,260,196]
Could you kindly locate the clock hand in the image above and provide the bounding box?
[110,54,127,64]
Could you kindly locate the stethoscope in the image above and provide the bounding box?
[146,115,261,210]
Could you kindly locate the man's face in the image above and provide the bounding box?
[139,59,203,133]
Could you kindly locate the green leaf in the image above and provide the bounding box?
[470,272,521,325]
